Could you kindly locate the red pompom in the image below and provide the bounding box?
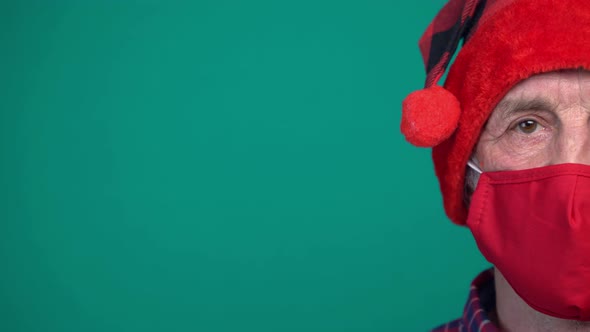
[401,85,461,147]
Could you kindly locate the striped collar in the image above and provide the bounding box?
[432,269,499,332]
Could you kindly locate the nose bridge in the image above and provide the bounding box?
[555,115,590,165]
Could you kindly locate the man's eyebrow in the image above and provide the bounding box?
[495,97,558,120]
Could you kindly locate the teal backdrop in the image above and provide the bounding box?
[1,1,489,331]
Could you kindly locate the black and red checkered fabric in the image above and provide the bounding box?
[420,0,485,88]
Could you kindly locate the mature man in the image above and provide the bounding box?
[402,0,590,331]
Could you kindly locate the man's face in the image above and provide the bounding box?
[472,70,590,329]
[475,70,590,171]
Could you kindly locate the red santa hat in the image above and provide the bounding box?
[402,0,590,224]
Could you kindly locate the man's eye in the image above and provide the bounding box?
[517,119,540,134]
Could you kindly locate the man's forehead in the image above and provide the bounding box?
[492,70,590,115]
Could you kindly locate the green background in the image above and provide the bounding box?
[1,1,489,331]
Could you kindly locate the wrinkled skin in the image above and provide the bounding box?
[475,70,590,171]
[473,70,590,332]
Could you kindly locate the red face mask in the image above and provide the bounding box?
[467,163,590,320]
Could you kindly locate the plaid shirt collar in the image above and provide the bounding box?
[432,268,499,332]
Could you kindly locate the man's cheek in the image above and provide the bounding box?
[478,145,547,171]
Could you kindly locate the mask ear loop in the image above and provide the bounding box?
[467,160,483,174]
